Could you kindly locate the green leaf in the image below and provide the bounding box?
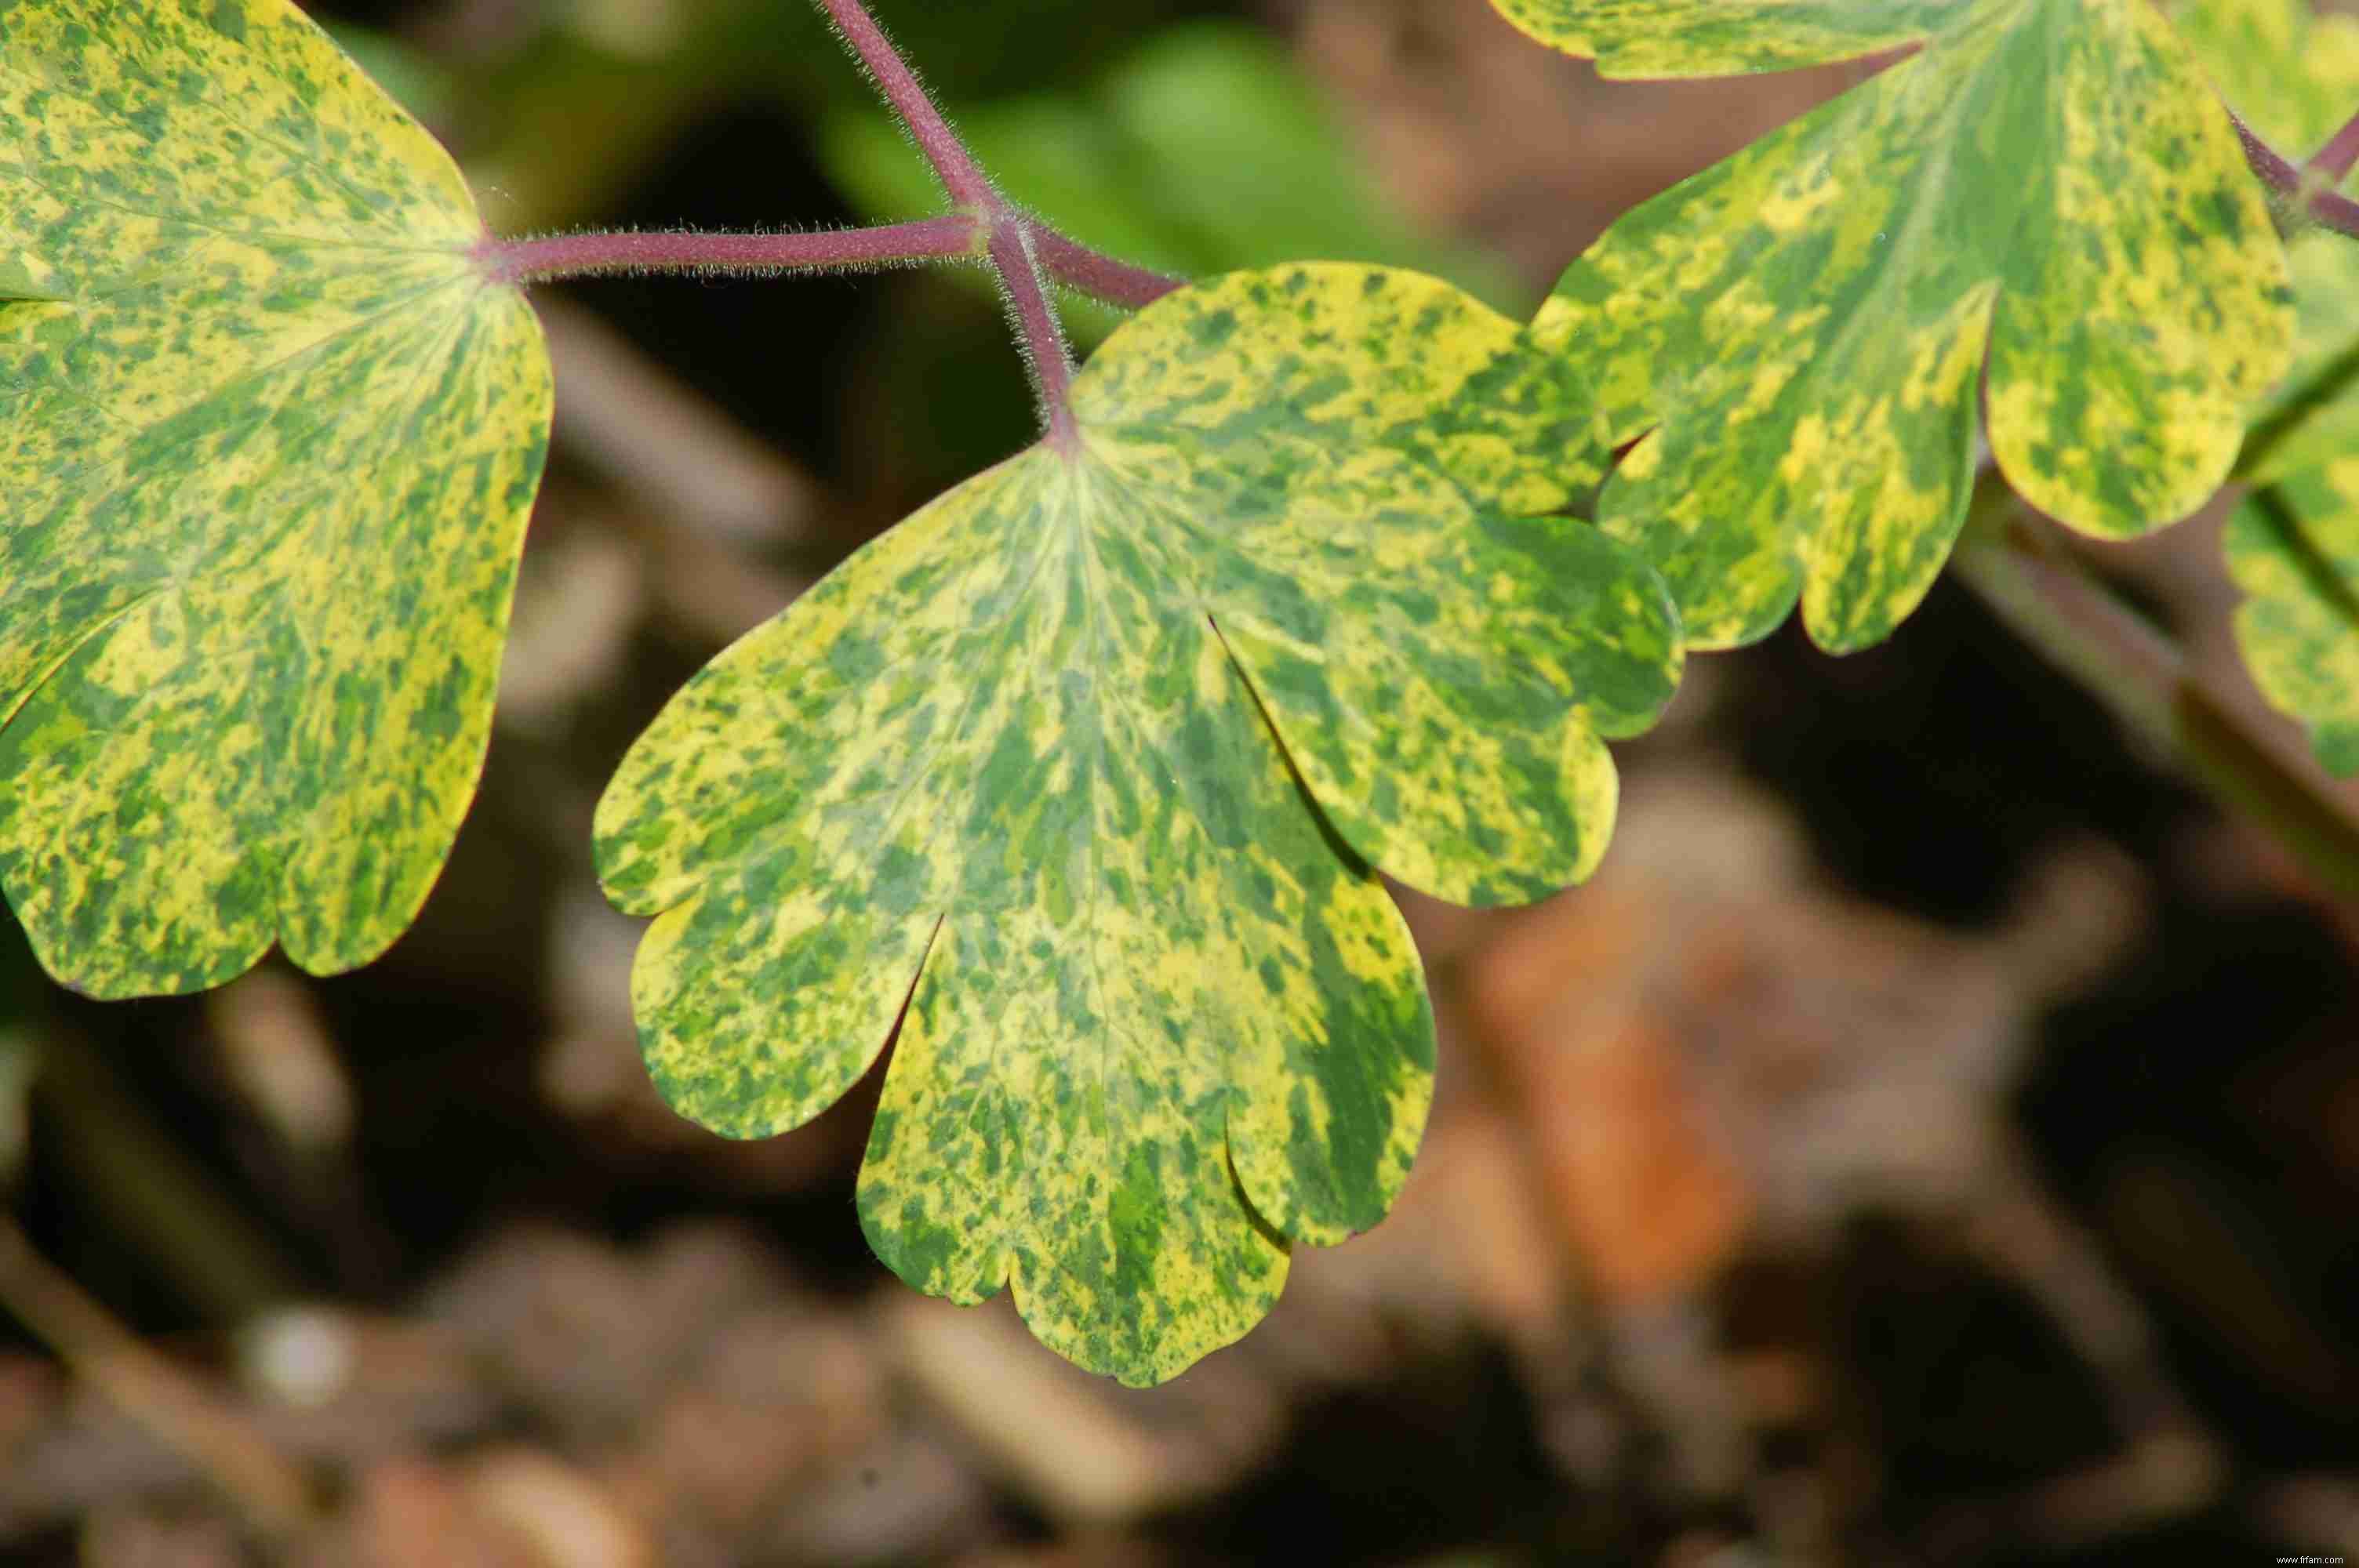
[2226,461,2359,774]
[2168,0,2359,158]
[595,265,1680,1385]
[2241,233,2359,483]
[0,0,552,998]
[2172,0,2359,484]
[0,1027,26,1185]
[1500,0,2292,652]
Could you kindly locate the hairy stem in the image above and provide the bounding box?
[1027,227,1187,310]
[813,0,992,205]
[2230,109,2359,241]
[479,214,983,285]
[990,222,1081,448]
[2310,106,2359,188]
[1953,483,2359,902]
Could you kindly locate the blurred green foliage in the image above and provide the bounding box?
[0,913,35,1188]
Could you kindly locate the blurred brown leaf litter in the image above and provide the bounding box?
[3,0,2358,1563]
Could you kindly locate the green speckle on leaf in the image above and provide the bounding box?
[2177,0,2359,761]
[2172,0,2359,160]
[594,264,1681,1385]
[2188,0,2359,486]
[2227,461,2359,775]
[1502,0,2292,652]
[0,0,552,997]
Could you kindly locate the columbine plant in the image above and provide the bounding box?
[2,0,2357,1381]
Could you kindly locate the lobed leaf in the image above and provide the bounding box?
[1500,0,2291,652]
[0,0,551,996]
[2241,235,2359,485]
[595,264,1681,1384]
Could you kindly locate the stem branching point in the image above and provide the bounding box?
[477,0,1194,439]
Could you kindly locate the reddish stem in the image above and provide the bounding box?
[812,0,993,205]
[2310,107,2359,188]
[2231,110,2359,241]
[479,215,982,285]
[1027,227,1186,310]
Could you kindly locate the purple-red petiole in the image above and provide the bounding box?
[474,0,1183,445]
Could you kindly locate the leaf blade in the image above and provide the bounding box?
[2228,463,2359,775]
[1514,0,2290,652]
[0,0,552,996]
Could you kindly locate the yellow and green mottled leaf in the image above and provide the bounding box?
[1491,0,1948,73]
[594,264,1681,1385]
[2226,459,2359,773]
[2239,231,2359,483]
[2178,2,2359,768]
[2168,0,2359,158]
[2172,0,2359,484]
[0,0,551,997]
[1504,0,2291,652]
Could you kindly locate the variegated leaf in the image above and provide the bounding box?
[2172,0,2359,483]
[595,265,1681,1385]
[0,0,551,997]
[2226,460,2359,773]
[1501,0,2291,652]
[2175,0,2359,771]
[2169,0,2359,158]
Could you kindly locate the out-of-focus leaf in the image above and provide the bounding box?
[2176,2,2359,771]
[2175,0,2359,483]
[594,265,1679,1384]
[1501,0,2290,653]
[2169,0,2359,157]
